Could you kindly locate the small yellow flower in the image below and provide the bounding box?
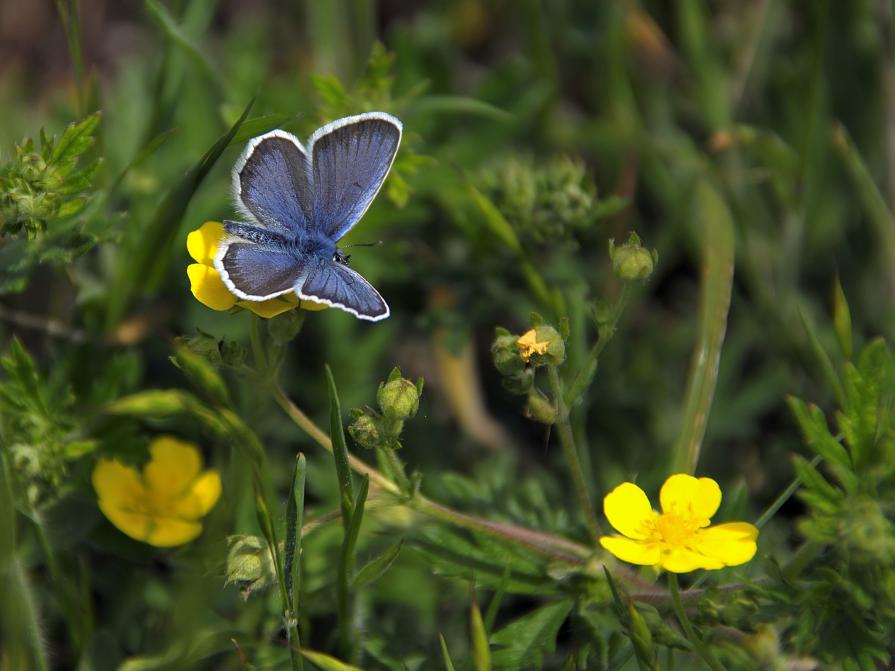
[599,474,758,573]
[517,329,549,361]
[92,436,222,547]
[186,221,326,318]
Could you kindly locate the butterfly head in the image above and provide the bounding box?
[333,250,351,266]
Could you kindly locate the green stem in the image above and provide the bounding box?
[564,282,633,407]
[271,383,596,563]
[548,365,601,537]
[668,574,726,671]
[249,315,268,376]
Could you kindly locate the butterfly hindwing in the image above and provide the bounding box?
[309,113,402,241]
[234,130,313,237]
[216,240,307,301]
[298,257,389,321]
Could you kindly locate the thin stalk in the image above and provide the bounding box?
[270,383,594,562]
[565,283,633,407]
[668,574,726,671]
[548,365,601,537]
[250,316,268,375]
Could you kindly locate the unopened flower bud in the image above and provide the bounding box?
[377,372,421,421]
[502,368,534,395]
[225,535,277,600]
[609,233,657,281]
[517,326,565,366]
[525,391,556,424]
[492,331,524,375]
[349,412,382,450]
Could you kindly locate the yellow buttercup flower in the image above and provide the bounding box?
[92,436,222,547]
[599,474,758,573]
[186,221,326,318]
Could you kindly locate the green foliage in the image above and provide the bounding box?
[7,2,895,669]
[780,338,895,666]
[0,113,102,292]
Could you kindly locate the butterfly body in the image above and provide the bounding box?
[214,113,402,321]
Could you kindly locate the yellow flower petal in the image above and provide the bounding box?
[299,298,328,311]
[180,470,222,518]
[92,458,147,509]
[660,546,725,573]
[143,436,203,499]
[659,474,721,521]
[599,535,661,565]
[188,264,238,311]
[145,518,204,547]
[692,522,758,566]
[603,482,656,539]
[187,221,225,264]
[517,329,549,361]
[239,297,298,319]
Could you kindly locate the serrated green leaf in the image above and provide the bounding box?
[490,600,573,669]
[49,111,101,165]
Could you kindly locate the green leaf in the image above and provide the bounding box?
[326,364,355,522]
[106,97,256,327]
[792,455,843,513]
[787,397,853,472]
[490,600,573,669]
[672,180,735,473]
[832,276,853,361]
[352,539,403,591]
[439,634,457,671]
[409,94,513,122]
[49,111,101,166]
[298,649,365,671]
[798,304,846,409]
[470,596,491,671]
[284,453,307,612]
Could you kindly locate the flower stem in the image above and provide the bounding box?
[547,365,601,537]
[271,383,594,563]
[564,282,633,407]
[249,315,268,375]
[668,574,727,671]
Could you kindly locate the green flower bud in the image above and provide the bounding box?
[492,331,525,375]
[627,603,656,669]
[377,370,422,421]
[609,232,657,281]
[225,535,277,600]
[524,390,556,424]
[348,412,382,450]
[502,368,534,395]
[517,326,565,366]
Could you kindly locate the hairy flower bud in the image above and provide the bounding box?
[524,390,556,424]
[491,330,524,375]
[609,233,657,281]
[225,535,277,600]
[377,370,422,421]
[348,412,382,450]
[502,368,534,395]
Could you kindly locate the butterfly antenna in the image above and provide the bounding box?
[342,240,384,248]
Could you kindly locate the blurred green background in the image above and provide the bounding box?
[2,0,895,668]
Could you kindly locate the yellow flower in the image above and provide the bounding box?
[517,329,549,360]
[186,221,326,318]
[92,436,222,547]
[599,474,758,573]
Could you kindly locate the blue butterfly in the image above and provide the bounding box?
[214,112,402,321]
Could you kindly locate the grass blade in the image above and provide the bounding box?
[105,97,255,328]
[325,364,355,522]
[337,475,369,663]
[671,180,735,473]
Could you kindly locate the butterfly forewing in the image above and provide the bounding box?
[235,131,313,237]
[309,114,402,241]
[299,259,389,321]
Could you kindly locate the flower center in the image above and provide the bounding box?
[649,512,701,546]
